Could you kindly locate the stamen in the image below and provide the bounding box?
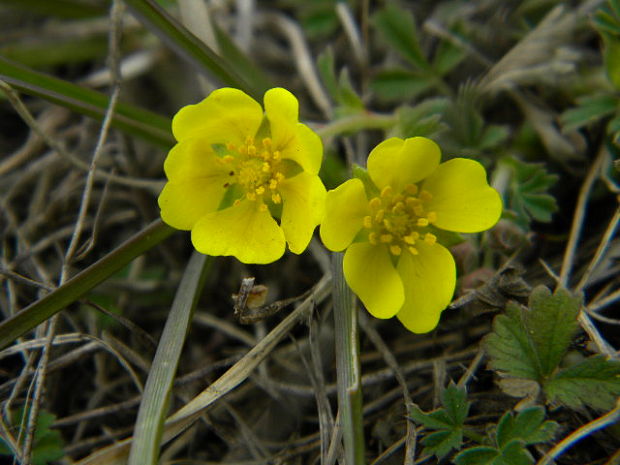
[404,184,418,195]
[417,218,429,227]
[375,209,385,223]
[424,233,437,245]
[368,232,378,245]
[246,192,256,201]
[414,206,425,217]
[408,246,419,255]
[390,244,402,256]
[234,199,241,206]
[380,234,393,243]
[262,137,272,148]
[363,216,373,229]
[392,202,405,213]
[420,190,433,201]
[269,179,278,190]
[259,203,268,212]
[276,173,285,181]
[403,234,416,245]
[272,151,281,160]
[255,186,265,195]
[369,197,382,210]
[262,162,270,173]
[226,143,236,151]
[380,186,393,198]
[222,155,234,163]
[272,193,281,204]
[406,197,421,208]
[427,211,437,222]
[247,145,257,155]
[383,219,393,231]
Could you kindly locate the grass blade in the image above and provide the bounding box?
[128,252,211,465]
[0,220,175,350]
[0,56,175,148]
[123,0,269,99]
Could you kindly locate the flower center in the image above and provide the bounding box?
[363,184,438,256]
[220,137,284,211]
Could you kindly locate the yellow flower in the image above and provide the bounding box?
[158,88,326,264]
[320,137,502,333]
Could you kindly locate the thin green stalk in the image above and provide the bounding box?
[0,220,175,350]
[331,253,365,465]
[128,251,211,465]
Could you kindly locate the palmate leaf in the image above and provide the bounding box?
[409,384,469,458]
[501,157,558,227]
[484,286,581,383]
[560,94,618,132]
[454,408,558,465]
[545,355,620,410]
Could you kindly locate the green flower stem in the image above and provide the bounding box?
[317,112,396,139]
[331,252,365,465]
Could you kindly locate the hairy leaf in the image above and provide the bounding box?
[545,355,620,410]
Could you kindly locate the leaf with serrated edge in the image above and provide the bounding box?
[484,302,541,380]
[545,355,620,410]
[454,446,498,465]
[524,286,581,377]
[496,407,558,448]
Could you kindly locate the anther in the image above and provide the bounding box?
[259,203,268,212]
[405,184,418,195]
[246,192,256,201]
[403,234,416,245]
[414,206,425,216]
[408,246,419,255]
[226,143,236,151]
[420,190,433,201]
[223,155,234,163]
[276,173,285,181]
[375,209,385,223]
[392,202,405,213]
[255,186,265,195]
[390,245,402,256]
[269,179,278,190]
[369,197,382,210]
[272,193,281,204]
[424,233,437,245]
[262,162,270,173]
[380,234,393,243]
[380,186,393,198]
[368,232,378,245]
[417,218,429,227]
[406,198,421,208]
[273,151,281,160]
[262,137,272,147]
[247,145,257,155]
[427,211,437,222]
[363,216,373,229]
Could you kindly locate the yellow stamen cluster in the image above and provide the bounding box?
[363,184,438,256]
[220,137,284,210]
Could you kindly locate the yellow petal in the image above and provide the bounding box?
[396,241,456,333]
[158,178,226,230]
[319,179,369,252]
[343,242,404,319]
[264,88,322,174]
[422,158,502,233]
[278,172,327,254]
[367,137,441,192]
[191,200,285,264]
[171,88,263,144]
[163,137,230,181]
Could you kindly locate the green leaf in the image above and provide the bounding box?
[454,446,499,465]
[372,4,430,70]
[393,98,449,138]
[1,0,105,19]
[370,68,432,102]
[128,252,211,465]
[317,47,339,101]
[0,408,65,465]
[0,57,175,148]
[484,302,541,381]
[433,36,467,75]
[122,0,267,99]
[560,94,618,132]
[0,220,175,350]
[545,355,620,410]
[525,286,582,377]
[484,286,581,382]
[496,407,558,448]
[409,384,469,458]
[501,157,559,227]
[497,439,534,465]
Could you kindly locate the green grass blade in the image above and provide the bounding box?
[128,252,211,465]
[0,56,175,148]
[123,0,268,99]
[0,220,175,350]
